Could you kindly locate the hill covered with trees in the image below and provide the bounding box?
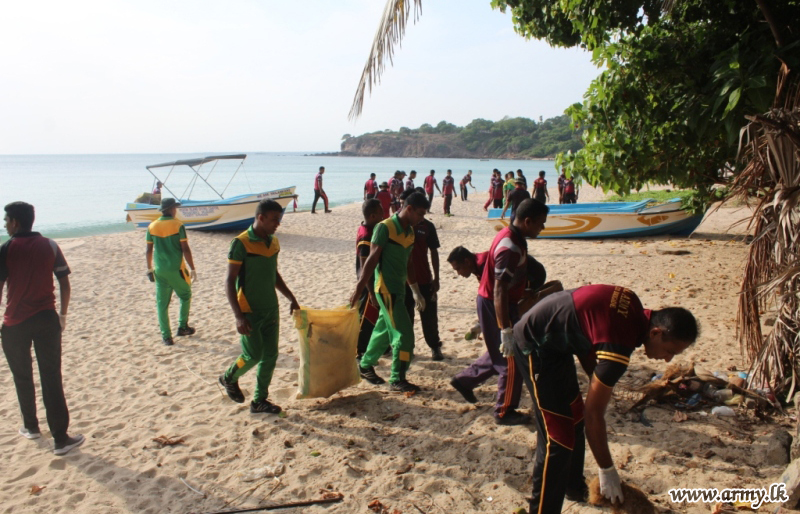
[339,114,582,159]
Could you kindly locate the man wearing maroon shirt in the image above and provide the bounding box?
[441,170,455,216]
[450,199,548,425]
[423,170,441,211]
[311,166,331,214]
[0,202,84,456]
[363,173,378,200]
[513,285,697,513]
[375,182,392,220]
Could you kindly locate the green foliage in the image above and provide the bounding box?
[602,189,693,203]
[494,0,800,208]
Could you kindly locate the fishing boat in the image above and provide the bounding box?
[487,198,704,238]
[125,154,297,231]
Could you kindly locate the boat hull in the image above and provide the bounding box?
[487,200,703,238]
[125,187,296,231]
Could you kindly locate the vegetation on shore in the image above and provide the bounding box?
[340,114,581,159]
[602,190,693,203]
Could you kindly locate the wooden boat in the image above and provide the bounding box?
[487,198,704,238]
[125,154,297,231]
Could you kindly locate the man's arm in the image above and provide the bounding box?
[406,254,417,286]
[57,276,70,316]
[435,181,442,194]
[0,280,4,308]
[146,244,153,270]
[275,271,300,314]
[500,201,511,219]
[430,248,440,293]
[226,262,250,335]
[584,376,614,468]
[180,241,195,271]
[350,244,383,307]
[493,279,511,329]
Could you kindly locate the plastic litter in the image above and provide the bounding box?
[701,383,718,399]
[711,406,736,417]
[238,463,285,482]
[714,389,734,402]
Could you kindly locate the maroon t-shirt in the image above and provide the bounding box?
[442,176,455,195]
[478,225,527,303]
[424,176,437,193]
[364,179,377,196]
[375,190,392,219]
[474,251,488,280]
[410,219,440,285]
[0,232,71,326]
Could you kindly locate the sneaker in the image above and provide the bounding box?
[325,210,332,213]
[18,427,41,440]
[359,365,386,385]
[250,399,282,414]
[390,380,420,393]
[431,347,445,361]
[219,375,245,403]
[495,410,532,426]
[162,337,174,346]
[177,325,196,336]
[54,434,85,456]
[450,378,477,404]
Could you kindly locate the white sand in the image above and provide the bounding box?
[0,186,788,513]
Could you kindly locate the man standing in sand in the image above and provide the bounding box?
[441,170,455,216]
[146,198,196,346]
[355,199,384,358]
[500,179,532,224]
[405,170,417,192]
[557,171,567,204]
[349,192,430,393]
[459,170,476,201]
[532,171,549,204]
[364,173,378,200]
[311,166,331,214]
[450,199,548,425]
[512,286,698,513]
[219,200,300,414]
[389,171,405,214]
[423,170,441,211]
[1,201,85,456]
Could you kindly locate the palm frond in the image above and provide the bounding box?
[348,0,423,120]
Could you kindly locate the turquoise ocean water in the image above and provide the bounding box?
[0,153,558,241]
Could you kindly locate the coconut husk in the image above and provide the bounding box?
[588,476,656,514]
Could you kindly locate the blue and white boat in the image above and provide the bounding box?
[488,198,704,238]
[125,154,297,231]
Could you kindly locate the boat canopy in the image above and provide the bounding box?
[146,154,247,170]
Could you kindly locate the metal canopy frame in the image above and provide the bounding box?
[145,154,248,201]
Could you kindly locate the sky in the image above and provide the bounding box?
[0,0,600,154]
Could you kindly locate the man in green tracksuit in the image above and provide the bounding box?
[349,192,430,393]
[218,200,299,414]
[145,198,196,346]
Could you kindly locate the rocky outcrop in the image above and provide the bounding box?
[339,133,531,160]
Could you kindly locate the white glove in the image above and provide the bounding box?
[59,314,67,332]
[598,465,624,504]
[189,269,197,283]
[500,328,515,357]
[409,283,426,312]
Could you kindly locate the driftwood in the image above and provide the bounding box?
[201,494,344,514]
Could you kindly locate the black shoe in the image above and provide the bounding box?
[390,380,420,393]
[54,434,85,456]
[219,375,245,403]
[450,377,477,404]
[431,347,445,361]
[162,337,174,346]
[359,365,386,385]
[250,399,282,414]
[565,483,589,503]
[495,410,532,426]
[177,325,195,336]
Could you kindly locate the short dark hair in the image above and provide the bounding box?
[400,189,415,201]
[651,307,699,344]
[255,199,284,216]
[429,169,435,174]
[319,166,325,171]
[4,202,35,231]
[404,192,430,210]
[539,170,546,177]
[415,187,426,195]
[515,199,549,221]
[447,245,473,263]
[370,173,376,178]
[362,198,382,217]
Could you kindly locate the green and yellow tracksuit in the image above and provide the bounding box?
[146,216,191,339]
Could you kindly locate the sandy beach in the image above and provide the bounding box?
[0,185,789,513]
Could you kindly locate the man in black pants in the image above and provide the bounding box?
[1,202,84,456]
[512,285,698,513]
[402,189,445,361]
[311,166,331,213]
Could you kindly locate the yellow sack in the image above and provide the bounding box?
[292,306,361,399]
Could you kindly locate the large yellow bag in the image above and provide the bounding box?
[292,306,361,399]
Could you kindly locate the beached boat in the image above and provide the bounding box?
[125,154,297,231]
[487,198,704,238]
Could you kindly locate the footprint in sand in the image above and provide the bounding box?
[7,466,38,483]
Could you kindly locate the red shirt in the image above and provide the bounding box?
[533,177,547,192]
[478,225,527,303]
[390,177,403,197]
[442,176,455,195]
[375,190,392,219]
[355,223,374,274]
[364,179,377,195]
[491,177,504,199]
[314,173,323,191]
[474,251,489,280]
[424,176,437,193]
[0,232,71,326]
[460,174,472,186]
[410,219,440,285]
[564,179,575,194]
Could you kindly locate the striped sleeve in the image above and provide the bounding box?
[593,343,634,387]
[227,238,245,264]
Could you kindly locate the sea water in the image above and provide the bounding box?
[0,152,557,240]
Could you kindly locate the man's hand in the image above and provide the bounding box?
[289,298,300,315]
[500,328,515,357]
[235,314,252,335]
[368,291,378,308]
[189,269,197,283]
[349,289,361,309]
[59,314,67,332]
[146,269,155,282]
[432,278,440,294]
[598,466,624,504]
[409,283,426,312]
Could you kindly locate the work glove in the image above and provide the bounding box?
[59,314,67,332]
[409,283,426,312]
[598,465,624,504]
[500,328,515,358]
[190,269,197,283]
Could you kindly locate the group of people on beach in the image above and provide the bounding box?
[1,172,698,512]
